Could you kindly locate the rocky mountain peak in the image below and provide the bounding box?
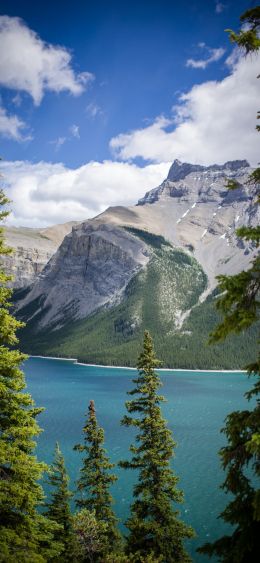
[167,160,205,182]
[167,159,250,182]
[138,159,251,206]
[223,159,250,170]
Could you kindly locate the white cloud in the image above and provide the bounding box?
[0,105,30,141]
[49,125,80,150]
[86,102,103,118]
[215,2,226,14]
[2,159,170,227]
[0,16,94,105]
[110,51,260,166]
[12,93,22,107]
[70,124,80,138]
[186,46,225,69]
[49,136,67,151]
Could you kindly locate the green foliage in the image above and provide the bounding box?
[18,277,258,370]
[225,179,240,191]
[210,259,260,342]
[199,8,260,561]
[198,382,260,562]
[45,443,77,561]
[104,552,163,562]
[74,400,121,555]
[73,509,109,562]
[226,7,260,53]
[0,189,61,561]
[0,190,12,228]
[247,166,260,186]
[120,331,194,562]
[236,226,260,243]
[124,227,172,249]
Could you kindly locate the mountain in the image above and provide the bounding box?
[97,159,256,289]
[16,223,150,329]
[4,222,78,287]
[11,159,259,368]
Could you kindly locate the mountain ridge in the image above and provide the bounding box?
[7,158,259,368]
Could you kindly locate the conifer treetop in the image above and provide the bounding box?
[120,331,194,562]
[74,399,121,553]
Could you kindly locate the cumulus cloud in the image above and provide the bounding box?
[186,46,225,69]
[110,51,260,166]
[0,16,94,105]
[0,105,30,140]
[2,160,170,227]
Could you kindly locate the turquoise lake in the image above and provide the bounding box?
[24,357,250,562]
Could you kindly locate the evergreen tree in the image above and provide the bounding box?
[45,442,77,561]
[0,188,60,561]
[120,330,194,562]
[199,8,260,562]
[74,400,121,556]
[73,508,109,562]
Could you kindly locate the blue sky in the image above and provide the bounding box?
[0,0,259,226]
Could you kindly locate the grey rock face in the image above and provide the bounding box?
[138,159,250,205]
[3,222,77,288]
[167,159,206,182]
[3,246,54,289]
[167,158,249,182]
[17,223,149,329]
[99,159,258,293]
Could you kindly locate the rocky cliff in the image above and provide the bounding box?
[3,222,77,287]
[16,222,149,329]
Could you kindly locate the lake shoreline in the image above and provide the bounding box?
[30,355,246,373]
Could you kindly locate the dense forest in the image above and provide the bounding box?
[17,229,258,369]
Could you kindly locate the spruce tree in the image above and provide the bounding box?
[120,330,194,562]
[45,442,77,561]
[198,8,260,562]
[73,508,109,562]
[0,189,60,561]
[74,399,121,556]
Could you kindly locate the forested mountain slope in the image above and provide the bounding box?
[13,159,259,368]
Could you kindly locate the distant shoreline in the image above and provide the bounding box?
[30,355,246,373]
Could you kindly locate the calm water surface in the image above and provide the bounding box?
[24,357,250,562]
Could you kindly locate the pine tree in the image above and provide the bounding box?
[74,399,121,556]
[45,442,77,561]
[73,508,109,562]
[120,331,194,562]
[0,188,60,561]
[198,8,260,562]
